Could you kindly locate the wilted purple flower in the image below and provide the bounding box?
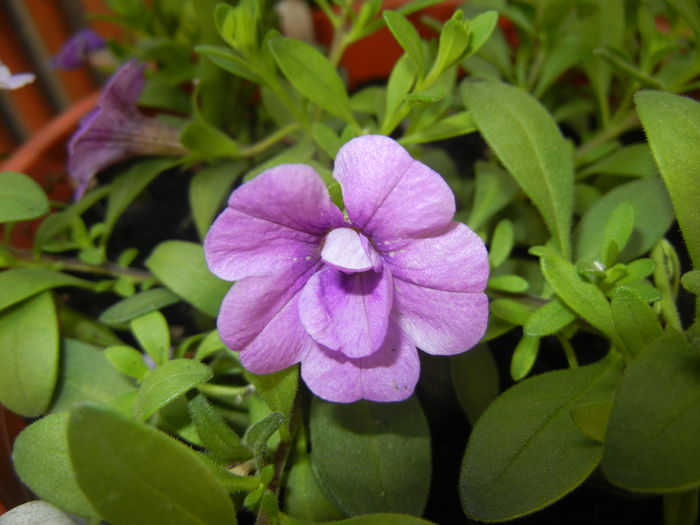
[205,135,489,403]
[0,61,35,90]
[53,29,106,70]
[68,60,186,198]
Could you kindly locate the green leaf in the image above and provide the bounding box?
[524,298,576,337]
[188,394,250,463]
[244,366,298,433]
[383,11,424,73]
[603,333,700,492]
[460,357,622,521]
[574,177,673,263]
[279,512,437,525]
[610,287,663,358]
[382,54,417,133]
[450,344,500,425]
[399,111,476,145]
[269,36,356,125]
[50,339,136,413]
[12,413,99,518]
[430,17,469,79]
[0,292,58,416]
[189,161,244,240]
[99,288,180,325]
[682,270,700,296]
[311,122,343,158]
[131,310,170,366]
[464,10,499,57]
[577,144,656,179]
[570,401,612,443]
[104,345,150,380]
[145,240,230,317]
[489,298,534,326]
[195,44,261,83]
[541,255,619,344]
[636,91,700,269]
[310,396,431,516]
[180,120,241,158]
[488,275,529,293]
[68,403,238,524]
[600,201,635,266]
[134,359,213,421]
[244,411,285,463]
[488,218,514,267]
[0,171,49,222]
[0,268,94,312]
[510,335,540,381]
[463,80,574,257]
[467,162,520,231]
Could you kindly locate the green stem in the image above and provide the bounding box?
[575,111,639,161]
[664,489,699,525]
[197,383,253,399]
[557,334,579,368]
[241,122,300,157]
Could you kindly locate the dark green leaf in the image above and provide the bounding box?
[145,240,230,316]
[310,396,431,516]
[460,357,622,521]
[510,335,540,381]
[69,403,238,524]
[180,120,241,158]
[610,287,663,358]
[450,344,500,425]
[0,171,49,222]
[134,359,213,421]
[50,339,136,413]
[244,411,285,462]
[189,394,250,463]
[570,401,612,443]
[99,288,180,325]
[467,162,520,231]
[603,333,700,492]
[0,292,58,416]
[190,161,245,240]
[463,80,574,257]
[577,144,656,179]
[280,512,437,525]
[636,91,700,269]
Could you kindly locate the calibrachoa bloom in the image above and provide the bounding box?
[53,29,106,70]
[205,135,489,403]
[0,61,35,90]
[68,60,186,198]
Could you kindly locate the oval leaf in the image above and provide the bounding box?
[310,396,431,516]
[0,171,49,222]
[68,403,237,525]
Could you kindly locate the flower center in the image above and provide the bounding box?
[321,227,382,273]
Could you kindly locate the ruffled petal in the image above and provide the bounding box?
[321,228,381,273]
[383,222,489,292]
[300,323,419,402]
[299,265,392,358]
[334,135,455,241]
[217,262,322,373]
[205,165,344,281]
[392,277,489,355]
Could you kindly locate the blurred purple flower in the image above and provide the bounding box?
[53,29,105,70]
[205,135,489,403]
[0,61,35,90]
[68,60,186,198]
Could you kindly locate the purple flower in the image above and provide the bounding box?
[205,135,489,403]
[0,61,35,90]
[53,29,106,70]
[68,61,186,198]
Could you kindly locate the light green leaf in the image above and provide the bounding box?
[131,310,170,366]
[430,17,469,79]
[574,177,673,263]
[244,366,298,436]
[189,161,245,240]
[50,339,136,413]
[488,275,529,293]
[69,403,238,524]
[463,80,574,257]
[489,298,534,326]
[0,171,49,222]
[269,36,356,125]
[464,10,499,57]
[382,54,417,133]
[682,270,700,296]
[450,344,500,425]
[145,240,230,316]
[188,394,250,463]
[610,287,663,358]
[524,298,576,337]
[99,288,180,325]
[0,292,58,417]
[577,144,656,179]
[510,335,540,381]
[104,345,150,380]
[636,90,700,269]
[383,11,424,73]
[399,111,476,145]
[603,332,700,492]
[467,162,520,231]
[460,357,622,521]
[310,396,431,516]
[12,413,99,518]
[311,122,343,158]
[600,201,635,266]
[489,219,514,267]
[244,411,285,463]
[180,120,241,158]
[0,268,94,312]
[134,359,213,421]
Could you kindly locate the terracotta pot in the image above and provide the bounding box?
[1,92,99,249]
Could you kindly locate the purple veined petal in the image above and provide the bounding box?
[382,221,489,293]
[300,322,419,403]
[334,135,455,241]
[217,261,322,374]
[205,164,344,281]
[392,276,489,355]
[321,227,381,273]
[53,29,106,70]
[100,60,145,110]
[299,264,393,358]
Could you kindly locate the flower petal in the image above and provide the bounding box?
[218,262,322,373]
[392,277,489,355]
[205,164,344,281]
[300,324,419,402]
[334,135,455,240]
[321,227,381,273]
[383,222,489,292]
[299,265,392,358]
